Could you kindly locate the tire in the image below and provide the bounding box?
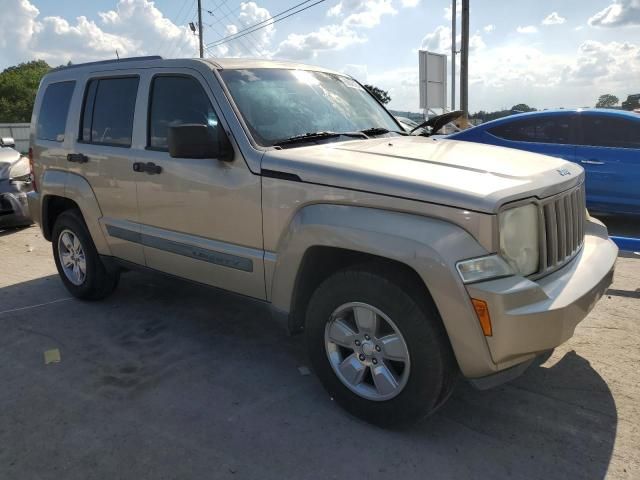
[305,263,457,427]
[52,209,119,300]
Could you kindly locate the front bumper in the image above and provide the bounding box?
[465,217,617,375]
[0,182,32,228]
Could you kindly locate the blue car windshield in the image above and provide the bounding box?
[220,68,399,146]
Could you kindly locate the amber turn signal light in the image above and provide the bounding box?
[471,298,492,336]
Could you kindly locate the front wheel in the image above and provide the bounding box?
[305,264,457,427]
[52,209,119,300]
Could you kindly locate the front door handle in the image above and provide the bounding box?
[133,162,162,174]
[67,153,89,163]
[581,159,604,165]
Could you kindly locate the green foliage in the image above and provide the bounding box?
[510,103,537,113]
[595,94,619,108]
[471,104,537,123]
[0,60,51,123]
[364,84,391,105]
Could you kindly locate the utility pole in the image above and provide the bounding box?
[451,0,456,111]
[197,0,204,58]
[460,0,469,120]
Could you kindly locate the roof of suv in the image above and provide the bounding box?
[48,56,342,76]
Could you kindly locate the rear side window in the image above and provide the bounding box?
[489,116,571,144]
[80,77,139,147]
[581,116,640,149]
[148,75,218,150]
[37,81,75,142]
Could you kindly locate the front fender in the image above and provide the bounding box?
[268,204,497,377]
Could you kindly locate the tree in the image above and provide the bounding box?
[0,60,51,123]
[510,103,536,113]
[364,84,391,104]
[595,94,619,108]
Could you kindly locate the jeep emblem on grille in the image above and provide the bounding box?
[557,168,571,176]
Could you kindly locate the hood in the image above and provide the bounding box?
[0,147,25,180]
[261,136,584,213]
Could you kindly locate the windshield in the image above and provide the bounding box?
[219,68,400,146]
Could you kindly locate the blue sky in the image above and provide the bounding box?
[1,0,639,112]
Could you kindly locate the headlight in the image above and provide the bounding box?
[498,203,540,276]
[456,255,514,284]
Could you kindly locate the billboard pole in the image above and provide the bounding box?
[460,0,469,122]
[197,0,204,58]
[451,0,456,111]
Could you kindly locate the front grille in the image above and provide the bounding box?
[540,183,586,274]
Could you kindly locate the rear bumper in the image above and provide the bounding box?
[465,217,617,377]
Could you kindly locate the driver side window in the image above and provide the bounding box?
[148,75,219,151]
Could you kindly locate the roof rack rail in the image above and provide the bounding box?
[52,56,163,71]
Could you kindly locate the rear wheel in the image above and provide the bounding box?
[52,209,119,300]
[305,264,457,427]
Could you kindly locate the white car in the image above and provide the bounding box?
[0,137,33,228]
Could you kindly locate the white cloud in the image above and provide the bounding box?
[276,0,396,60]
[0,0,39,63]
[342,63,369,81]
[276,24,365,60]
[420,25,484,54]
[516,25,539,33]
[542,12,566,25]
[209,2,275,57]
[0,0,199,67]
[469,40,639,110]
[401,0,421,7]
[589,0,640,27]
[368,67,419,111]
[483,24,495,33]
[444,0,461,21]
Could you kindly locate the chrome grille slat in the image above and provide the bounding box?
[544,203,558,268]
[538,184,585,276]
[566,195,574,255]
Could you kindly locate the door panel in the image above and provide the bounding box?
[574,146,639,214]
[133,69,265,299]
[484,114,577,162]
[72,74,145,265]
[576,114,640,214]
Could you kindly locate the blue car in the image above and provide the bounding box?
[449,109,640,215]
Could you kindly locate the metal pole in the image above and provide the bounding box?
[197,0,204,58]
[451,0,456,111]
[460,0,469,120]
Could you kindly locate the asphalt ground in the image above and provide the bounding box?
[0,222,638,480]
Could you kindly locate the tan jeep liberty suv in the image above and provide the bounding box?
[27,56,618,426]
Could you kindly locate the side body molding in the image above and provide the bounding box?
[41,170,111,256]
[267,204,497,377]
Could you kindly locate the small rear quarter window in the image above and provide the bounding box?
[37,81,76,142]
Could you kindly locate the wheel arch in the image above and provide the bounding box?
[268,203,497,378]
[40,170,111,255]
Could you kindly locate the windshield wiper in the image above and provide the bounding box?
[359,127,408,137]
[274,131,369,147]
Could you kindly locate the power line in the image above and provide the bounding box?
[157,0,191,55]
[205,0,325,49]
[218,1,263,56]
[206,0,315,48]
[206,0,258,57]
[165,0,197,58]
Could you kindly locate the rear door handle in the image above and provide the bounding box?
[133,162,162,174]
[580,159,604,165]
[67,153,89,163]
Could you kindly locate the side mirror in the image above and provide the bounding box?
[168,124,233,162]
[1,137,16,148]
